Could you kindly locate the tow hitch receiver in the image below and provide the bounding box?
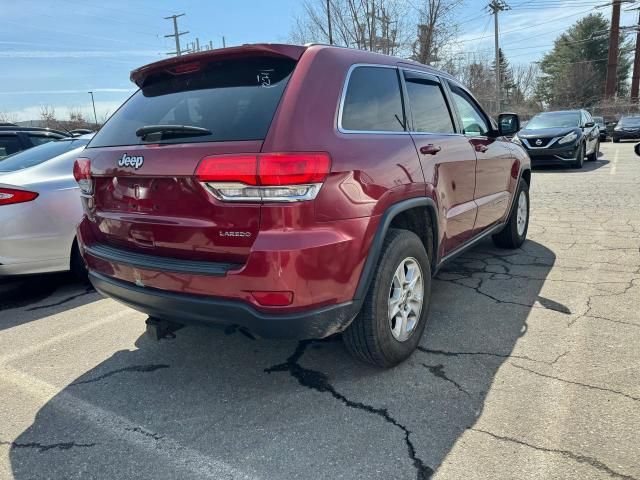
[145,317,183,340]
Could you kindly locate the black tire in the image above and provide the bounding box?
[613,137,620,143]
[587,140,599,161]
[571,144,584,169]
[492,180,529,249]
[343,229,431,368]
[70,240,88,282]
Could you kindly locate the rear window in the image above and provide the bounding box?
[89,57,297,148]
[0,138,87,172]
[29,134,61,146]
[0,135,22,159]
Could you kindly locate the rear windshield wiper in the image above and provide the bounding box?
[135,125,212,139]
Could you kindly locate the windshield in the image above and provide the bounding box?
[619,116,640,126]
[526,112,580,129]
[0,138,89,172]
[593,116,604,125]
[89,57,296,148]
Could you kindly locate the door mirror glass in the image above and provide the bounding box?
[498,113,520,136]
[584,121,595,128]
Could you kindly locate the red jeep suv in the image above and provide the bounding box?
[75,44,530,367]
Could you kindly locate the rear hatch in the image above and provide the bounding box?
[85,47,302,264]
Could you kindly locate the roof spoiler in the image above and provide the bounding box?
[130,44,307,87]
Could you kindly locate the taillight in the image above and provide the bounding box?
[195,152,331,202]
[73,158,93,194]
[0,188,38,206]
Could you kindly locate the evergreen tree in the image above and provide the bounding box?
[491,48,516,104]
[536,13,632,108]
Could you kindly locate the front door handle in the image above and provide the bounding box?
[475,144,489,153]
[420,144,441,155]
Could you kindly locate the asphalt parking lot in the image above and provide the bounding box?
[1,142,639,480]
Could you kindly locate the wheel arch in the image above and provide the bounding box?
[353,197,438,302]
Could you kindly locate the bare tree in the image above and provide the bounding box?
[39,105,61,130]
[0,111,18,125]
[67,108,89,130]
[412,0,463,65]
[291,0,412,56]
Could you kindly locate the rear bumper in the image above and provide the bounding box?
[90,271,359,339]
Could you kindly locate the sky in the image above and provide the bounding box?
[0,0,637,122]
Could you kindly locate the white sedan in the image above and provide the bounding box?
[0,135,93,277]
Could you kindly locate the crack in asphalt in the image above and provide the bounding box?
[436,253,573,315]
[568,278,639,328]
[417,346,569,366]
[0,440,96,452]
[0,283,58,312]
[70,364,170,386]
[125,426,163,441]
[471,428,638,480]
[265,341,433,480]
[421,363,472,398]
[510,363,640,403]
[26,286,96,312]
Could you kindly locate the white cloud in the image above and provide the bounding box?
[4,100,127,123]
[0,88,135,96]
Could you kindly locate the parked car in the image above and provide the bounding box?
[75,44,530,367]
[0,126,70,159]
[69,128,95,136]
[0,134,93,277]
[612,115,640,143]
[593,116,607,141]
[512,109,599,168]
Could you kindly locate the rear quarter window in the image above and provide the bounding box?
[89,57,297,148]
[340,66,405,132]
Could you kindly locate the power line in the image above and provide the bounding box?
[488,0,510,111]
[456,6,599,44]
[164,13,189,56]
[605,0,623,97]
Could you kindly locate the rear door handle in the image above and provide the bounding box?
[475,144,489,153]
[420,144,441,155]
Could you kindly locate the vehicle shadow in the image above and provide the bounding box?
[9,239,560,479]
[532,158,609,173]
[0,272,100,331]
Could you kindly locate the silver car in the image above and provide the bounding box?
[0,135,93,276]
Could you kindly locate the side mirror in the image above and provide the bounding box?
[584,121,595,128]
[498,113,520,136]
[635,143,640,157]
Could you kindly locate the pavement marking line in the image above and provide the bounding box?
[0,309,134,365]
[611,147,619,175]
[0,365,258,480]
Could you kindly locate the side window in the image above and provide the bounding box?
[403,72,454,133]
[29,134,58,146]
[341,66,405,132]
[448,83,489,136]
[0,135,22,159]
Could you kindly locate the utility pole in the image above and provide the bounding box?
[222,36,226,48]
[87,91,98,127]
[605,0,622,98]
[488,0,509,113]
[326,0,333,45]
[631,10,640,102]
[164,13,189,56]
